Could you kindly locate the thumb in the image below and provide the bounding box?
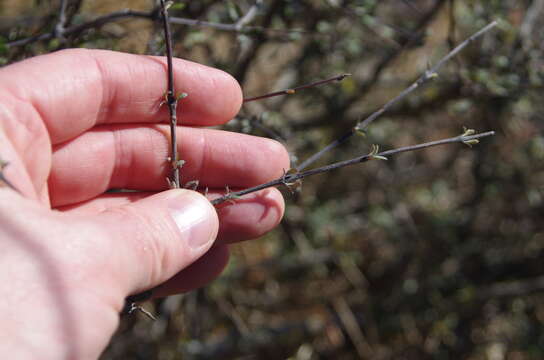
[92,189,219,296]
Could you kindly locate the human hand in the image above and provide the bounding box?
[0,49,289,359]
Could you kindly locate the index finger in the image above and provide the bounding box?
[0,49,242,144]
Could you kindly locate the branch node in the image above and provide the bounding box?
[461,126,476,137]
[425,70,438,79]
[184,180,199,190]
[368,145,388,161]
[176,92,188,101]
[224,185,242,204]
[281,169,302,194]
[354,127,367,137]
[463,139,480,147]
[174,159,185,169]
[159,92,169,108]
[126,303,157,321]
[337,73,352,81]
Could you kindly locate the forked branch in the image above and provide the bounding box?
[295,21,498,171]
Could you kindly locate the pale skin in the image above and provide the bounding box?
[0,49,289,359]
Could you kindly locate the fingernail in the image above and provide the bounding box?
[168,191,218,252]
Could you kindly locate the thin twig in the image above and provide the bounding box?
[235,0,263,31]
[168,16,308,35]
[161,0,181,189]
[447,0,457,50]
[333,297,374,358]
[520,0,544,50]
[55,0,69,39]
[478,275,544,299]
[122,289,156,320]
[211,131,495,205]
[121,0,179,317]
[401,0,423,14]
[296,21,498,171]
[7,5,309,49]
[243,74,351,103]
[6,8,157,48]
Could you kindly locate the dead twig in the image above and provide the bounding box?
[333,296,374,359]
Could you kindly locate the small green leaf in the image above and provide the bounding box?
[463,139,479,147]
[169,2,186,11]
[48,38,60,50]
[461,126,476,137]
[285,168,298,176]
[354,126,367,137]
[369,144,379,156]
[368,144,388,160]
[425,71,438,79]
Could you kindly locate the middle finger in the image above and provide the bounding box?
[49,125,290,207]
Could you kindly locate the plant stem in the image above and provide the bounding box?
[121,0,180,317]
[211,131,495,205]
[54,0,69,39]
[161,0,180,189]
[243,74,351,102]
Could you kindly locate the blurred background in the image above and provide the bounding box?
[1,0,543,359]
